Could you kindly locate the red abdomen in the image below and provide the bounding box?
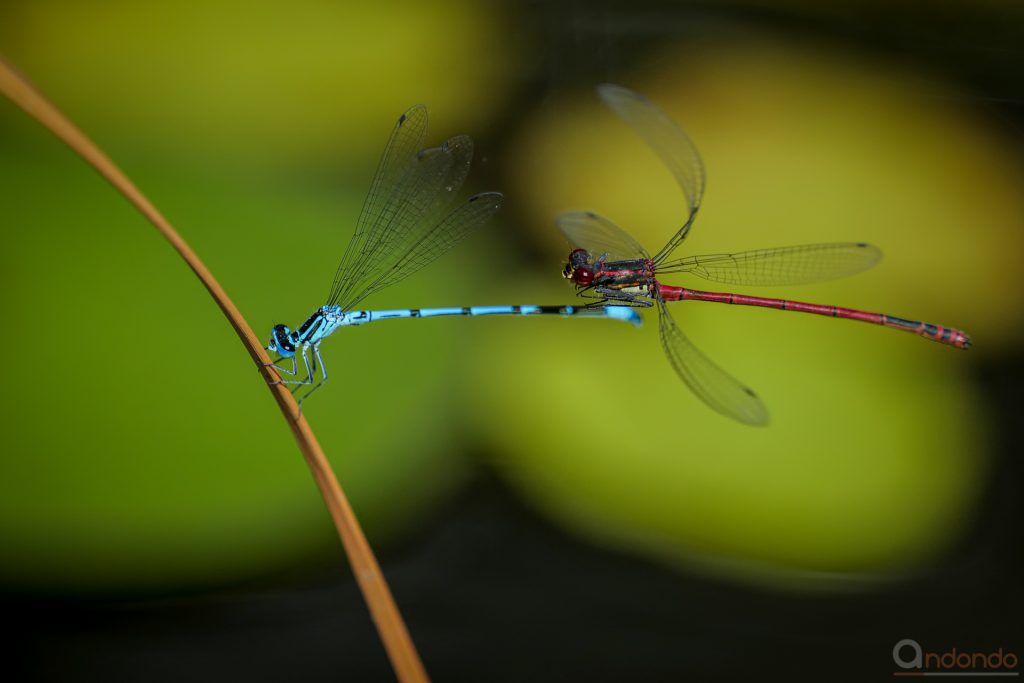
[658,284,971,349]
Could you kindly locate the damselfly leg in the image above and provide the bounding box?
[263,356,298,385]
[265,346,317,392]
[295,344,330,405]
[593,288,654,307]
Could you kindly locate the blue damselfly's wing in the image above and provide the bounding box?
[327,107,491,310]
[329,104,428,306]
[359,192,504,295]
[657,243,882,286]
[657,300,769,426]
[331,131,473,309]
[557,210,650,261]
[597,84,706,265]
[338,135,474,308]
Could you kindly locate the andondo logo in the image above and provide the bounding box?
[893,638,1019,677]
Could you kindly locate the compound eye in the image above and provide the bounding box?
[271,325,296,356]
[569,248,592,269]
[574,267,594,286]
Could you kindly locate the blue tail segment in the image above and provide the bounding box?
[354,305,643,326]
[600,305,643,327]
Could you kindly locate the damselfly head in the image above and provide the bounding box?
[267,324,296,358]
[563,248,595,286]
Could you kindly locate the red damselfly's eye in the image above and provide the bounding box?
[569,248,591,268]
[573,267,594,286]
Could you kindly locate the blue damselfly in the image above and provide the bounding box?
[267,104,639,403]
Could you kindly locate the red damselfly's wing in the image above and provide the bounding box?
[657,242,882,286]
[657,300,769,426]
[557,210,650,261]
[597,84,706,264]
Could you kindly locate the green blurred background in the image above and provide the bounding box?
[1,0,1021,680]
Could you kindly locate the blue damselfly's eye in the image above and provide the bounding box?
[270,324,295,356]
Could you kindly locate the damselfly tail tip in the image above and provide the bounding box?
[605,306,643,327]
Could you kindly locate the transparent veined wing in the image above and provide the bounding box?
[335,136,474,309]
[332,135,473,309]
[328,111,482,310]
[597,84,706,264]
[657,300,769,426]
[356,192,504,298]
[657,242,882,286]
[557,210,650,261]
[329,104,428,306]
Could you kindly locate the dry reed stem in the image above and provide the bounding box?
[0,55,429,683]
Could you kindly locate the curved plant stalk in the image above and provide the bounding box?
[0,55,429,683]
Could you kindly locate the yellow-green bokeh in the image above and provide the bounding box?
[465,39,1019,587]
[1,5,1018,593]
[0,0,521,591]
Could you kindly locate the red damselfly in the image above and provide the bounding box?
[560,84,971,426]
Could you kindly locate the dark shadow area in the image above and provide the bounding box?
[5,346,1021,683]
